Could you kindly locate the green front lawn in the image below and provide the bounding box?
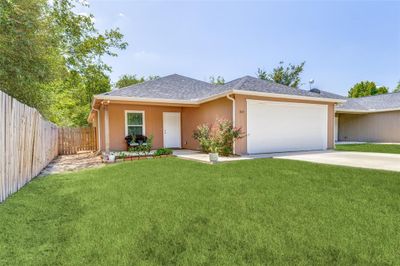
[336,143,400,154]
[1,158,399,265]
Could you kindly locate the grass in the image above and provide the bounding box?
[336,143,400,154]
[1,158,399,265]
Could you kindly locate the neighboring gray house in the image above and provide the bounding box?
[335,92,400,142]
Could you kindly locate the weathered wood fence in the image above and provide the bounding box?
[0,91,59,202]
[58,127,97,155]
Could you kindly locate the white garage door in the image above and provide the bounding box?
[247,100,328,154]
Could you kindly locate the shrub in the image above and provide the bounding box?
[193,119,244,156]
[154,148,173,156]
[192,124,211,153]
[128,135,153,156]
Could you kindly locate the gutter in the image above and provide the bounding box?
[226,94,236,154]
[335,107,400,114]
[92,108,101,153]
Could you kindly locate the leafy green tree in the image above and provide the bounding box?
[209,76,225,85]
[257,61,305,88]
[393,81,400,93]
[115,74,145,88]
[0,0,127,126]
[348,81,388,98]
[0,0,63,116]
[115,74,161,89]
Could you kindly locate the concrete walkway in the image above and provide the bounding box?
[274,150,400,172]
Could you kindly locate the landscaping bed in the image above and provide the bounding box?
[103,148,174,163]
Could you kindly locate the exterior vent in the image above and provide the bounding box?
[310,88,320,94]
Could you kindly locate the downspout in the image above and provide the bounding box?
[93,108,101,154]
[226,94,236,154]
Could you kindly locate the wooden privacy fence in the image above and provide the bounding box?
[58,127,97,155]
[0,91,58,203]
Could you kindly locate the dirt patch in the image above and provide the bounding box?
[39,152,104,176]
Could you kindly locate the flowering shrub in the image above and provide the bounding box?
[193,119,244,156]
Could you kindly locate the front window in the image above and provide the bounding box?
[126,111,144,136]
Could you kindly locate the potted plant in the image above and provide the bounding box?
[108,152,116,162]
[208,139,219,163]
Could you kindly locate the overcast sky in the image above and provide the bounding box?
[78,0,400,96]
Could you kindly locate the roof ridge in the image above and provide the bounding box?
[231,76,251,90]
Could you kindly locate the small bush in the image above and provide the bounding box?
[193,119,244,156]
[128,135,153,156]
[154,148,173,156]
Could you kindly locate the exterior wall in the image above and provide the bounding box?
[99,103,182,151]
[234,94,335,155]
[95,95,335,153]
[181,97,233,150]
[338,111,400,142]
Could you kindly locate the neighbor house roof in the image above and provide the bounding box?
[336,92,400,113]
[98,74,345,104]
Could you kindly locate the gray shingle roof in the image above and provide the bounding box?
[221,76,346,100]
[337,92,400,111]
[103,74,219,100]
[100,74,345,101]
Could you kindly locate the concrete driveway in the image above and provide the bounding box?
[271,150,400,172]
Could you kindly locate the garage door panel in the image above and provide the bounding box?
[247,100,328,154]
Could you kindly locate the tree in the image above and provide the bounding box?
[0,0,127,125]
[115,74,145,88]
[0,0,62,116]
[394,81,400,93]
[348,81,389,98]
[257,61,305,88]
[115,74,161,89]
[209,75,225,85]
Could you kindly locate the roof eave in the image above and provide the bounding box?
[87,90,346,120]
[336,107,400,114]
[231,90,346,103]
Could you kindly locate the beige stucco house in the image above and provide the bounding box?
[335,92,400,142]
[88,74,346,155]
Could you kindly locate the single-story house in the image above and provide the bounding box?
[88,74,346,155]
[335,92,400,142]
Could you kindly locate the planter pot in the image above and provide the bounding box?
[108,154,116,162]
[209,153,219,163]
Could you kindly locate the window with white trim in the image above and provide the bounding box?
[126,111,144,136]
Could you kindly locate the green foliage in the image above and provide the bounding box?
[193,124,211,153]
[0,0,63,116]
[193,119,244,156]
[115,74,160,89]
[128,135,153,156]
[115,74,145,88]
[209,75,225,85]
[216,119,243,156]
[257,61,305,88]
[154,148,173,156]
[348,81,388,98]
[0,0,127,126]
[394,81,400,93]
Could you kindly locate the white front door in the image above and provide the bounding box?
[163,112,181,148]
